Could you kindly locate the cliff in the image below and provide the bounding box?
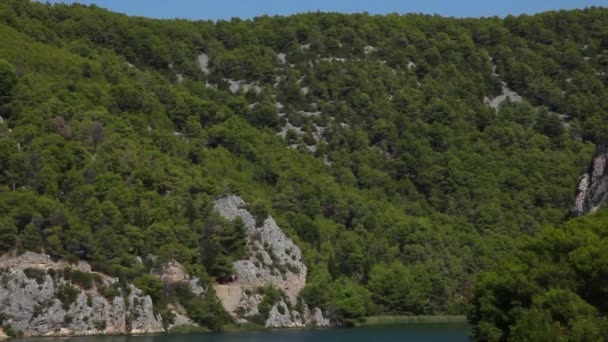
[150,259,207,331]
[571,142,608,216]
[213,195,329,328]
[0,252,164,337]
[0,196,330,337]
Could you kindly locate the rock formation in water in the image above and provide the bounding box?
[213,195,330,328]
[0,252,164,337]
[571,142,608,216]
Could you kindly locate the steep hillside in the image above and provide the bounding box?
[0,0,606,335]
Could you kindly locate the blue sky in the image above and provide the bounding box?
[45,0,608,20]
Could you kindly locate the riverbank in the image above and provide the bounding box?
[361,315,467,326]
[2,315,469,339]
[12,324,471,342]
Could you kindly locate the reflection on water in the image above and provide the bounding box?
[17,324,470,342]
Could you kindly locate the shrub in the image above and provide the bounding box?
[69,269,94,290]
[255,285,285,322]
[56,283,79,310]
[174,283,231,331]
[247,202,268,226]
[98,283,121,301]
[133,274,163,302]
[23,268,46,285]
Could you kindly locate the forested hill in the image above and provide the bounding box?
[0,0,607,334]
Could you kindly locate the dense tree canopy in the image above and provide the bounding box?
[0,0,606,331]
[470,211,608,341]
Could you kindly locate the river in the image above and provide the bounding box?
[16,324,470,342]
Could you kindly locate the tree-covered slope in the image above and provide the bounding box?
[469,210,608,341]
[0,0,606,329]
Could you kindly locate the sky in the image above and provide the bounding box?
[44,0,608,20]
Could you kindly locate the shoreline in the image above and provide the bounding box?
[360,315,468,326]
[5,315,469,339]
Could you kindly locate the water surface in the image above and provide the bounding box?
[17,324,470,342]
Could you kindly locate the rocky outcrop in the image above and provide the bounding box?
[150,259,207,330]
[214,195,307,301]
[266,300,300,328]
[571,142,608,216]
[309,307,331,326]
[151,259,206,296]
[0,201,331,337]
[198,53,210,75]
[166,308,194,331]
[0,252,164,337]
[264,301,330,328]
[484,60,523,110]
[213,195,329,328]
[126,285,164,334]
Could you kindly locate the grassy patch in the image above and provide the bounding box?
[361,315,467,326]
[222,322,266,332]
[168,324,211,334]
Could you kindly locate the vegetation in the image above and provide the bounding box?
[469,211,608,341]
[250,285,286,325]
[361,315,466,326]
[0,0,606,333]
[23,268,46,285]
[133,274,163,302]
[172,283,231,331]
[168,324,211,334]
[62,267,99,290]
[56,283,79,310]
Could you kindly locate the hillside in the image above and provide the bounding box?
[0,0,607,337]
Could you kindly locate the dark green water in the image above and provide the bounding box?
[17,324,470,342]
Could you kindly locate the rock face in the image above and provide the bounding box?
[151,259,206,297]
[0,200,331,337]
[198,53,210,75]
[150,259,207,330]
[213,195,329,328]
[571,142,608,216]
[0,252,164,337]
[484,59,523,110]
[483,82,522,110]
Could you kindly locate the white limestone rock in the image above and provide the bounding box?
[198,53,210,75]
[151,259,206,297]
[483,81,523,110]
[213,195,329,328]
[0,252,164,337]
[572,142,608,216]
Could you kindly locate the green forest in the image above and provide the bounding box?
[0,0,607,339]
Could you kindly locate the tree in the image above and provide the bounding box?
[133,274,163,302]
[330,277,371,325]
[199,216,247,282]
[470,211,608,340]
[368,261,433,314]
[0,58,17,100]
[21,222,43,252]
[247,101,279,128]
[111,83,143,112]
[0,216,17,254]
